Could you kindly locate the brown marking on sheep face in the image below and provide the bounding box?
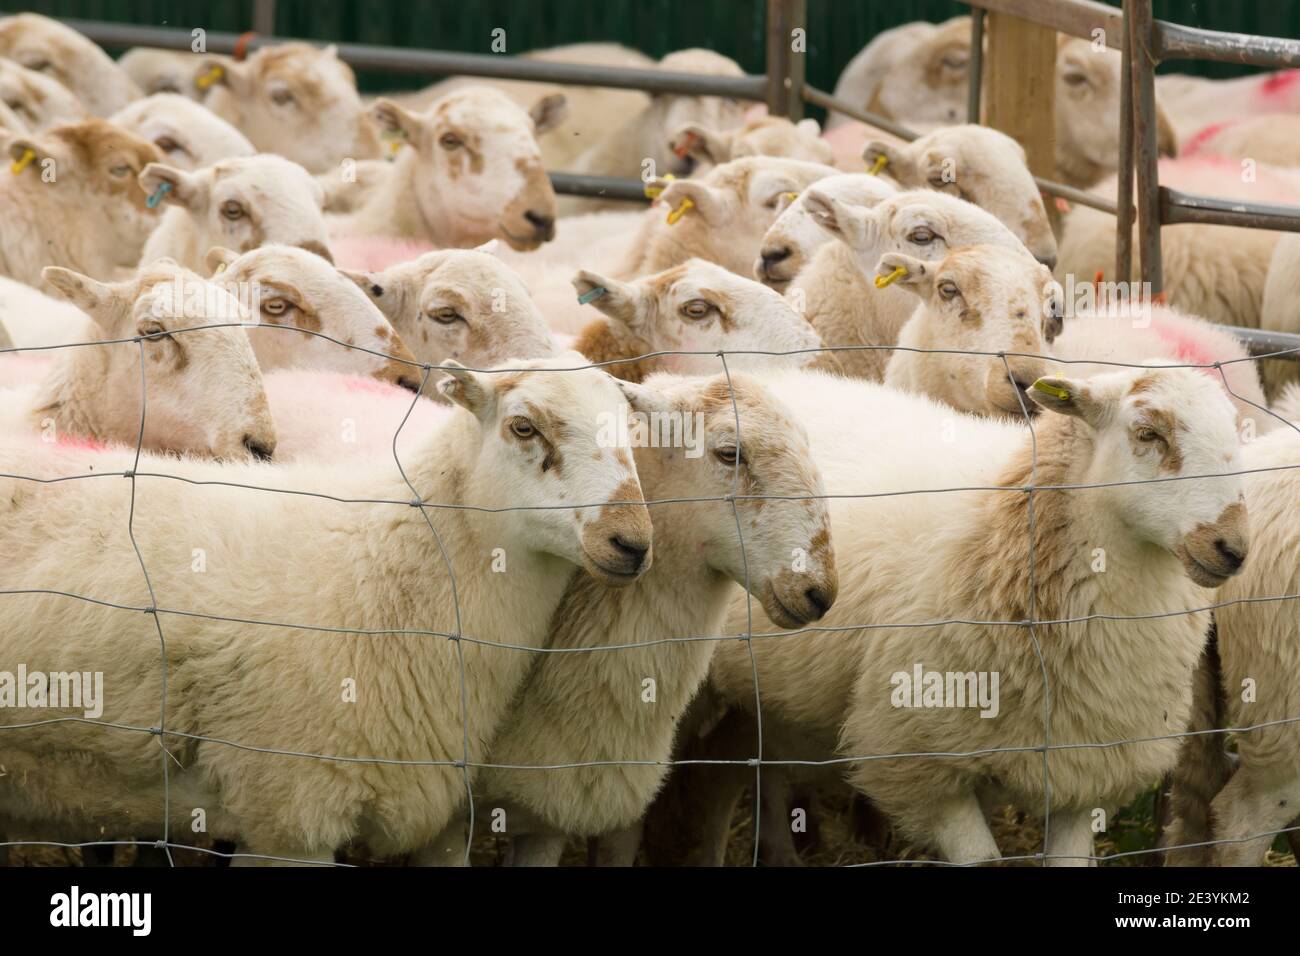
[374,324,391,342]
[574,319,652,383]
[1174,500,1248,586]
[922,40,970,92]
[253,44,332,108]
[694,287,739,332]
[1130,402,1184,474]
[54,120,161,209]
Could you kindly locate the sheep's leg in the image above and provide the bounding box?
[1044,810,1096,867]
[1210,772,1300,866]
[590,820,643,867]
[927,793,1001,866]
[410,825,471,867]
[509,832,566,867]
[756,767,802,866]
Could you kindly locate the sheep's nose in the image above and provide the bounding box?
[805,585,832,619]
[761,247,791,270]
[1215,537,1245,572]
[609,534,649,572]
[243,435,275,461]
[1011,378,1041,416]
[1035,253,1057,270]
[524,210,555,240]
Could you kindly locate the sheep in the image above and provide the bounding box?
[1056,156,1300,336]
[1179,113,1300,169]
[118,47,214,100]
[110,93,255,171]
[0,275,94,348]
[1258,231,1300,397]
[1162,424,1300,866]
[422,372,837,866]
[0,98,23,135]
[668,116,834,173]
[0,58,86,131]
[0,13,140,117]
[0,354,657,864]
[789,188,1028,381]
[204,245,422,390]
[1157,68,1300,146]
[701,363,1247,865]
[570,259,830,382]
[860,125,1058,267]
[197,42,380,174]
[618,156,838,280]
[329,87,563,252]
[0,119,161,289]
[0,261,275,460]
[137,155,332,273]
[341,248,556,370]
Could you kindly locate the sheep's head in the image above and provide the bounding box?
[652,49,747,176]
[0,13,141,116]
[7,119,161,263]
[41,261,275,461]
[646,156,837,276]
[370,87,564,251]
[1027,366,1247,588]
[196,43,377,173]
[624,372,837,628]
[872,16,970,126]
[880,244,1058,418]
[756,172,896,288]
[344,247,554,372]
[863,125,1057,269]
[669,116,833,174]
[139,154,331,261]
[438,355,655,587]
[574,259,824,377]
[112,93,255,170]
[1055,36,1177,188]
[0,58,87,131]
[118,48,208,100]
[206,244,419,391]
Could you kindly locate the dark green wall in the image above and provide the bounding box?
[6,0,1299,94]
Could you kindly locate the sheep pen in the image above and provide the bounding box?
[2,5,1300,886]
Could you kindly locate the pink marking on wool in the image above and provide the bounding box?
[1149,317,1219,377]
[56,433,108,452]
[1258,69,1300,100]
[341,375,404,397]
[331,234,437,272]
[1180,120,1235,157]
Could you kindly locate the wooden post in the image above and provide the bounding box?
[765,0,806,119]
[983,11,1057,198]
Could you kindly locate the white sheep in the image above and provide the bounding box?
[118,47,214,100]
[704,363,1247,864]
[1181,113,1300,169]
[0,58,87,131]
[1157,68,1300,146]
[1258,230,1300,398]
[110,93,255,171]
[0,13,141,117]
[0,276,92,348]
[424,371,837,866]
[204,244,421,389]
[0,355,656,864]
[0,261,275,460]
[197,42,380,174]
[0,119,161,288]
[328,87,563,252]
[668,116,834,173]
[137,155,332,272]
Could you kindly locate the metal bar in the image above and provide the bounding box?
[968,0,1124,48]
[63,18,769,100]
[766,0,794,118]
[801,84,919,142]
[968,7,985,124]
[1115,0,1136,281]
[1218,325,1300,360]
[1155,20,1300,68]
[1044,179,1118,215]
[549,172,649,203]
[1128,0,1163,292]
[1161,188,1300,231]
[787,0,808,122]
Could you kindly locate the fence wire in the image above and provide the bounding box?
[1,320,1299,868]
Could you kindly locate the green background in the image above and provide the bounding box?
[4,0,1295,94]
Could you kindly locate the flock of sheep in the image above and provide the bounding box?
[0,11,1297,868]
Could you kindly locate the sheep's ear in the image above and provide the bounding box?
[572,270,645,329]
[139,162,201,209]
[472,238,503,258]
[615,378,674,417]
[657,179,727,225]
[340,268,380,295]
[193,56,248,98]
[438,360,496,420]
[795,117,822,138]
[370,98,427,147]
[1027,375,1106,427]
[803,191,877,248]
[863,140,909,181]
[204,247,240,276]
[6,135,52,171]
[875,253,932,298]
[42,266,119,323]
[669,123,730,165]
[529,93,567,134]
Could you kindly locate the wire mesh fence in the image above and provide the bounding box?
[1,319,1299,867]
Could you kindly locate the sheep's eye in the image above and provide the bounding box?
[1064,72,1089,88]
[221,200,245,221]
[430,307,462,325]
[270,88,296,106]
[927,175,951,189]
[1136,427,1165,445]
[155,136,182,154]
[261,298,291,317]
[439,132,463,150]
[138,322,170,340]
[509,418,536,439]
[22,58,50,72]
[941,55,967,71]
[938,281,960,300]
[908,227,937,245]
[681,299,714,320]
[714,446,740,466]
[109,164,133,178]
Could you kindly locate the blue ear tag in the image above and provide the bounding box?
[577,285,607,305]
[146,180,173,209]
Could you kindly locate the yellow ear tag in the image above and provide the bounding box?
[381,130,405,157]
[10,148,36,175]
[644,172,675,201]
[666,196,694,225]
[867,153,888,176]
[195,64,224,91]
[784,191,799,201]
[1032,379,1070,401]
[873,265,906,289]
